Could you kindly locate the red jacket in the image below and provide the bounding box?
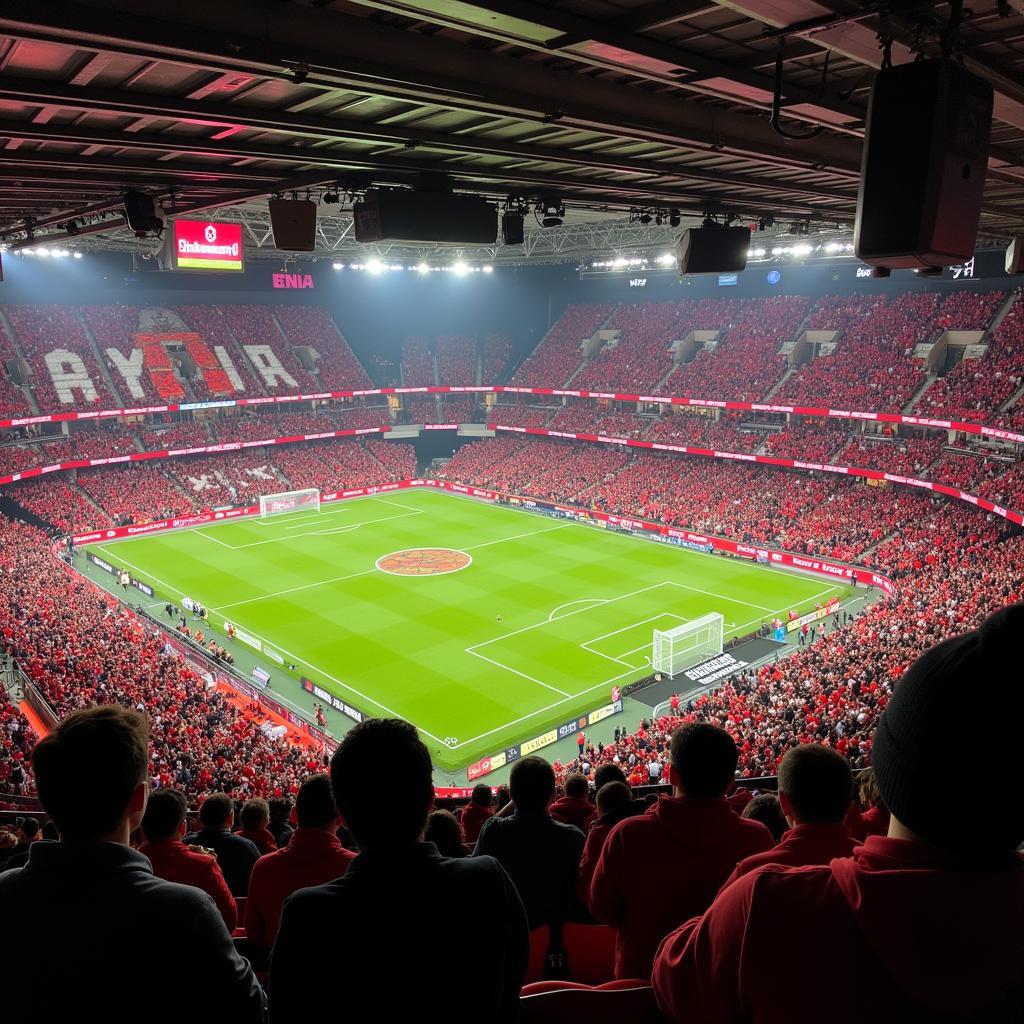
[720,822,859,888]
[653,836,1024,1023]
[461,802,494,846]
[588,796,773,978]
[138,838,237,931]
[239,827,278,856]
[549,796,596,834]
[577,822,612,904]
[245,828,355,948]
[845,802,890,842]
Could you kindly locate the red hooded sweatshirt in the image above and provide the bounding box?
[652,836,1024,1023]
[550,795,596,834]
[589,796,773,979]
[461,802,494,846]
[719,822,859,889]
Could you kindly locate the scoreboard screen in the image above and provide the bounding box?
[173,219,244,272]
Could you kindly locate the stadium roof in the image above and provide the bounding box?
[0,0,1022,263]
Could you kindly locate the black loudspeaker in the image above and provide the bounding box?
[855,59,992,270]
[353,190,497,244]
[268,198,318,251]
[123,191,164,236]
[676,226,751,274]
[502,211,525,246]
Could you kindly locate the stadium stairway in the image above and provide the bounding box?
[76,311,126,408]
[1000,383,1024,417]
[903,373,938,413]
[983,290,1020,341]
[0,307,41,416]
[763,365,796,400]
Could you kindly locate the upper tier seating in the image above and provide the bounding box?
[512,304,615,387]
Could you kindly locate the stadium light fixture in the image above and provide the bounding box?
[452,260,469,276]
[366,258,384,275]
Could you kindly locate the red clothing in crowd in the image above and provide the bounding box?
[728,788,753,814]
[845,802,891,842]
[549,795,596,834]
[577,821,613,904]
[653,836,1024,1023]
[245,828,356,948]
[239,827,278,856]
[138,838,237,931]
[461,802,494,846]
[588,796,773,978]
[720,822,859,888]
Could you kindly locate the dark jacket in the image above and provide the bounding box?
[185,826,261,896]
[0,840,265,1021]
[269,842,527,1023]
[474,809,585,929]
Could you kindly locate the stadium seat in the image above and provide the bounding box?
[519,980,666,1023]
[524,923,617,985]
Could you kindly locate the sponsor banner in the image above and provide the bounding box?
[467,700,624,780]
[301,677,365,723]
[251,666,272,688]
[263,647,285,665]
[234,628,262,652]
[86,552,115,574]
[786,597,841,633]
[130,578,154,597]
[683,651,749,685]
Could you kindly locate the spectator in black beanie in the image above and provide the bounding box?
[654,602,1024,1024]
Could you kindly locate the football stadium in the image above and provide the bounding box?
[0,2,1022,1020]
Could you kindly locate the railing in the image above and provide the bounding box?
[1,383,1021,442]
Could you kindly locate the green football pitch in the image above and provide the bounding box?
[84,489,852,772]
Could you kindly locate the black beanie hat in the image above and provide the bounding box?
[872,602,1024,856]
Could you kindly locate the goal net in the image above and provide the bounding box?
[652,612,724,677]
[259,488,320,518]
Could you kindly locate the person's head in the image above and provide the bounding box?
[593,763,627,790]
[268,797,292,824]
[668,723,738,799]
[857,767,884,812]
[496,785,510,808]
[295,774,339,830]
[742,794,788,843]
[41,821,59,842]
[470,784,493,809]
[424,809,466,858]
[240,798,270,832]
[509,756,556,813]
[873,603,1024,857]
[19,817,39,841]
[564,773,588,800]
[596,780,632,817]
[198,793,234,830]
[32,705,149,841]
[330,718,433,849]
[777,744,854,826]
[141,788,188,843]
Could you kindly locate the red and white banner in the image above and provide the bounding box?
[3,384,1022,444]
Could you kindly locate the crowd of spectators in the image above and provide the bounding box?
[439,396,477,422]
[4,478,111,533]
[574,301,695,392]
[273,305,372,390]
[834,435,944,478]
[401,336,435,386]
[763,422,849,463]
[915,292,1022,424]
[172,305,266,397]
[776,293,939,410]
[139,422,210,450]
[511,303,614,387]
[486,402,556,427]
[0,326,32,417]
[77,466,190,526]
[0,686,33,795]
[644,412,761,451]
[437,335,477,385]
[481,333,511,382]
[2,305,115,410]
[664,296,808,402]
[79,304,164,405]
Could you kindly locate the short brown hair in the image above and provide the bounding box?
[778,744,853,824]
[240,798,270,831]
[669,723,738,798]
[32,706,149,840]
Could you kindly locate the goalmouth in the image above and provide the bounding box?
[652,612,724,677]
[259,488,320,518]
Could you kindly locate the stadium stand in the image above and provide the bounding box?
[401,336,435,386]
[482,333,512,382]
[512,304,615,387]
[437,335,478,386]
[273,305,372,390]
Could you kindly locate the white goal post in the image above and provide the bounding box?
[259,488,321,518]
[652,612,724,677]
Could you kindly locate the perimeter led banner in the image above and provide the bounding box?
[173,219,244,272]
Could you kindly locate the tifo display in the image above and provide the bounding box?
[79,487,853,773]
